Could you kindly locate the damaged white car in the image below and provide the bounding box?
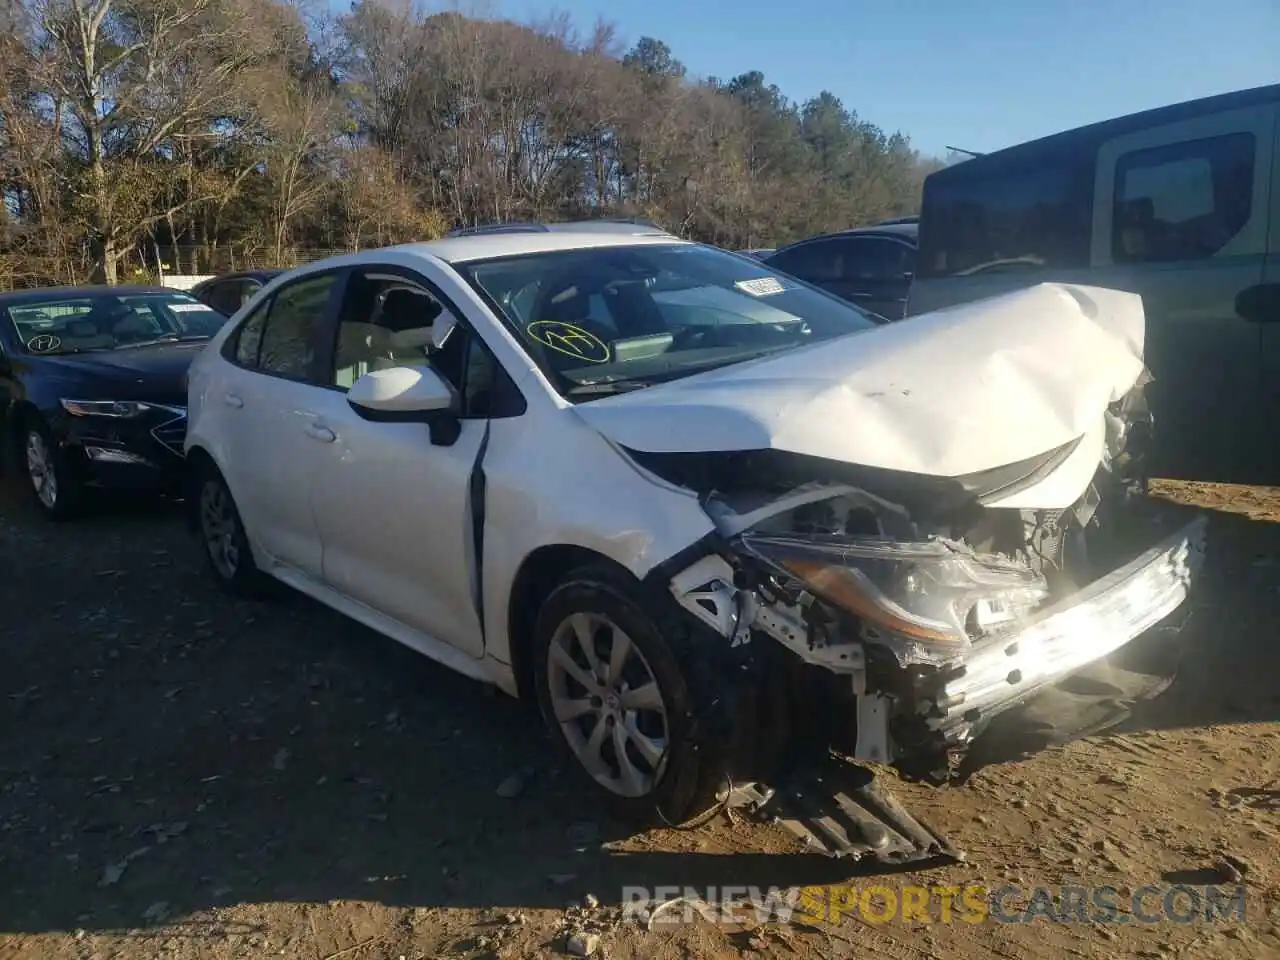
[185,222,1206,861]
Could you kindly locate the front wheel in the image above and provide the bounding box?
[531,564,729,826]
[22,421,83,520]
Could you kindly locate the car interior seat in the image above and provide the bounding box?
[333,286,445,388]
[372,287,443,369]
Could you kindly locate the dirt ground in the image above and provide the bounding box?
[1,476,1278,959]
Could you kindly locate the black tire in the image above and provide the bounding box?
[19,417,84,521]
[193,460,269,598]
[531,562,729,826]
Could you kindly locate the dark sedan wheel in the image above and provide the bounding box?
[22,421,82,520]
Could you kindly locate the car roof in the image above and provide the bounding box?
[926,82,1280,186]
[382,228,691,265]
[221,269,282,279]
[840,223,918,240]
[770,223,917,256]
[0,285,181,305]
[194,269,282,285]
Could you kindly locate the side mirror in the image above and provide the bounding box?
[347,364,461,445]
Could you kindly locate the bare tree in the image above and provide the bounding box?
[1,0,939,284]
[28,0,296,280]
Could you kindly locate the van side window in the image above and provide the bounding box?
[915,154,1094,279]
[1112,133,1255,265]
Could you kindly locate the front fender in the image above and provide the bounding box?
[480,407,715,668]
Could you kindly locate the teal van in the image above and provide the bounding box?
[909,84,1280,485]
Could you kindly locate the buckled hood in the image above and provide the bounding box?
[573,283,1147,508]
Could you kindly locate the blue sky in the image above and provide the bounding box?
[354,0,1279,159]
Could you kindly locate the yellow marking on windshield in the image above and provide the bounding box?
[527,320,611,364]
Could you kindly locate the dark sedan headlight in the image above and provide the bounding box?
[739,533,1050,654]
[60,399,157,418]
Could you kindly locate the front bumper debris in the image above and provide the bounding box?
[725,757,964,863]
[666,500,1205,861]
[923,514,1207,745]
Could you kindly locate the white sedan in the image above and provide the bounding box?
[184,223,1204,850]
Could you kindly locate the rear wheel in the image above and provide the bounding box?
[531,564,729,826]
[195,462,268,597]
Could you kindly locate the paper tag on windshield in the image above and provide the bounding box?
[170,303,215,312]
[735,277,788,297]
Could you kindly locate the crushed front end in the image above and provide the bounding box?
[632,374,1207,858]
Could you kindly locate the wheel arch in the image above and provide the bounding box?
[183,444,219,533]
[4,399,44,465]
[502,532,726,703]
[504,544,636,702]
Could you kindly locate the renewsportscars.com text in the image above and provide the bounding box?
[623,884,1248,926]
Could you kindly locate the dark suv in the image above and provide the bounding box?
[189,270,282,317]
[764,222,917,320]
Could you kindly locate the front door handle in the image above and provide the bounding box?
[223,393,244,408]
[304,423,336,443]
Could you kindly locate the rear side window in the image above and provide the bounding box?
[257,274,336,379]
[206,282,237,316]
[1112,133,1255,265]
[227,272,336,380]
[232,300,269,366]
[768,240,841,282]
[917,152,1095,279]
[839,237,914,280]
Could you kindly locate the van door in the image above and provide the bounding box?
[1257,114,1280,479]
[1089,103,1276,484]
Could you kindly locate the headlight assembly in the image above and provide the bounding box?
[739,533,1049,652]
[60,399,155,418]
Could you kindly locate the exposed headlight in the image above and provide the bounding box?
[739,533,1049,652]
[60,399,155,418]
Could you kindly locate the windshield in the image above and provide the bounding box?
[5,291,226,355]
[457,243,878,400]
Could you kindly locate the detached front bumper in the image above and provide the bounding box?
[922,514,1208,746]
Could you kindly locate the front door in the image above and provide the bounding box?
[307,265,497,657]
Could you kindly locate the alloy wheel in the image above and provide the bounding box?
[199,479,241,580]
[25,430,57,509]
[545,611,670,798]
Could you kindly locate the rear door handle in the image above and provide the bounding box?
[304,423,336,443]
[223,393,243,408]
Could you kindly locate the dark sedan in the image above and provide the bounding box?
[189,269,282,316]
[0,286,226,518]
[764,223,917,320]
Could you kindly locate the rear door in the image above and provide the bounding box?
[215,269,345,577]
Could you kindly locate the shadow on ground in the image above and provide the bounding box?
[1,482,1277,934]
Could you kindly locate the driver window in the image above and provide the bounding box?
[331,275,444,389]
[327,267,508,419]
